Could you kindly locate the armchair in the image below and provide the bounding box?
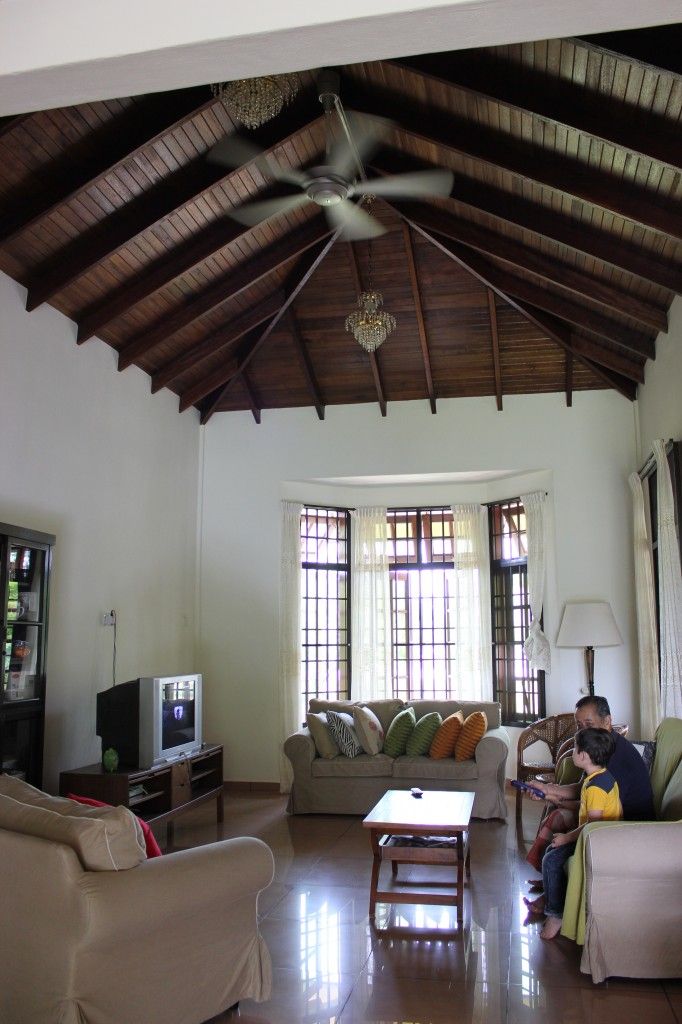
[515,712,578,823]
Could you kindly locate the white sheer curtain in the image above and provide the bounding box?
[521,490,551,673]
[278,501,303,793]
[653,440,682,719]
[628,472,661,738]
[351,506,391,701]
[450,503,493,701]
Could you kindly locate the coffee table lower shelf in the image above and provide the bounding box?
[368,830,471,922]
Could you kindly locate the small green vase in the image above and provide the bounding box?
[103,747,119,773]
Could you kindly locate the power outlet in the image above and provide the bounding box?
[102,610,116,627]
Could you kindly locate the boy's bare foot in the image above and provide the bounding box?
[540,916,563,940]
[527,879,544,893]
[523,894,545,914]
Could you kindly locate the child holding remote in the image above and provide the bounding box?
[537,727,622,940]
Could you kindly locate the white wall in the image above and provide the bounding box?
[199,391,639,784]
[637,295,682,461]
[0,272,201,791]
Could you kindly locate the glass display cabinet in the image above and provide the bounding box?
[0,523,55,787]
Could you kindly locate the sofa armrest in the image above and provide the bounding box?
[79,836,274,939]
[475,726,510,773]
[284,728,317,777]
[585,821,682,886]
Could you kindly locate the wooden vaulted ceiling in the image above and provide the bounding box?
[0,26,681,424]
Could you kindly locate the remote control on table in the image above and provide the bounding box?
[411,787,423,798]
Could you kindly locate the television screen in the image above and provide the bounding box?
[161,678,196,752]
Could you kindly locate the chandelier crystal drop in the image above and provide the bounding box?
[211,73,300,130]
[345,290,397,353]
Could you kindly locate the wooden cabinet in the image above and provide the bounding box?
[59,744,224,845]
[0,522,55,788]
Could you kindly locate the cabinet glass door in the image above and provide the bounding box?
[3,542,46,703]
[7,544,46,625]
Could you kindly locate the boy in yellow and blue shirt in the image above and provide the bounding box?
[540,727,623,939]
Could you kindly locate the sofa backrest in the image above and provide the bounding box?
[307,697,501,733]
[653,718,682,819]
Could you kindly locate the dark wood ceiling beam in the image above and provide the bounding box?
[0,87,216,247]
[287,310,325,420]
[394,55,682,171]
[24,100,323,311]
[0,114,31,140]
[117,216,331,371]
[401,222,436,413]
[241,370,262,424]
[487,289,503,411]
[565,351,573,408]
[150,291,283,393]
[394,199,667,333]
[405,221,655,359]
[344,79,682,241]
[187,231,341,419]
[408,217,636,400]
[347,243,387,416]
[569,332,645,383]
[371,150,682,294]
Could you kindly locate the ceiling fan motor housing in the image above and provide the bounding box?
[305,167,351,206]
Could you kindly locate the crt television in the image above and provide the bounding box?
[96,674,203,769]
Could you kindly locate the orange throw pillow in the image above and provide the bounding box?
[429,712,464,759]
[454,711,488,761]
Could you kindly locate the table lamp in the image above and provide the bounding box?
[556,601,622,697]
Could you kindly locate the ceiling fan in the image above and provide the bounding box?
[209,69,454,240]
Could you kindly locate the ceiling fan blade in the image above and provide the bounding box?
[362,169,454,199]
[327,111,393,180]
[325,199,386,241]
[208,135,307,188]
[229,192,310,226]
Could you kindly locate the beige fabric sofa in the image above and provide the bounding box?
[285,698,509,819]
[0,781,274,1024]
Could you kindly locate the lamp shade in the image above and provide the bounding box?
[556,601,622,648]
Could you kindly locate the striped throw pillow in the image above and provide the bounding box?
[326,710,363,758]
[454,711,488,761]
[383,707,417,758]
[406,712,442,756]
[429,711,465,759]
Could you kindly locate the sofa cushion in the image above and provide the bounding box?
[0,792,146,870]
[307,712,340,759]
[67,792,163,858]
[455,711,488,761]
[392,755,478,781]
[353,706,385,755]
[326,711,363,758]
[406,712,442,756]
[651,717,682,814]
[312,754,394,778]
[308,698,403,736]
[429,712,464,759]
[383,706,416,758]
[410,699,501,730]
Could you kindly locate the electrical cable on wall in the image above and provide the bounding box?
[112,612,117,687]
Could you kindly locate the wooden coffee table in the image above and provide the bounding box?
[362,789,474,923]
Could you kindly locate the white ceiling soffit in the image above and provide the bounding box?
[1,0,680,114]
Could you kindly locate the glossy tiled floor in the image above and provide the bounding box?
[167,793,681,1024]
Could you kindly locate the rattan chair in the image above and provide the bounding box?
[515,713,578,823]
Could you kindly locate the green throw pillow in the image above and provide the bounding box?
[383,707,416,758]
[406,712,442,756]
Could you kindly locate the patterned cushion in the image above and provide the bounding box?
[383,706,417,758]
[406,712,442,756]
[631,740,657,775]
[429,711,465,759]
[353,705,385,755]
[326,710,363,758]
[307,712,340,759]
[454,711,488,761]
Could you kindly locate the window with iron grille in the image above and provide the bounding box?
[386,508,457,701]
[489,498,545,726]
[300,507,350,710]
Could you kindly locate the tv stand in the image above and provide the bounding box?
[59,743,223,846]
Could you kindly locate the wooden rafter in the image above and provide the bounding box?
[372,150,682,295]
[569,333,645,383]
[150,291,284,393]
[344,79,682,241]
[0,114,30,140]
[487,289,503,411]
[24,103,323,311]
[565,351,574,408]
[241,370,262,424]
[287,309,325,420]
[574,28,682,78]
[401,222,436,413]
[188,231,341,420]
[117,217,331,371]
[348,243,387,417]
[395,54,682,172]
[394,200,667,333]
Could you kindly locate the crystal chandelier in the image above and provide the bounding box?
[211,73,300,130]
[345,202,396,353]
